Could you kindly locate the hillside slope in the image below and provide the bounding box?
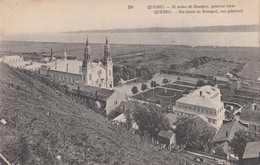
[0,63,195,164]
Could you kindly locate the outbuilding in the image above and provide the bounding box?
[157,130,175,151]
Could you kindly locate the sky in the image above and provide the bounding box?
[0,0,259,36]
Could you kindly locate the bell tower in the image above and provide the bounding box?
[82,38,92,85]
[103,38,113,88]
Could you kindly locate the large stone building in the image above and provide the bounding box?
[174,85,225,129]
[39,38,113,89]
[0,55,30,68]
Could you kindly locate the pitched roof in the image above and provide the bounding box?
[176,85,223,110]
[240,108,260,124]
[212,121,246,143]
[242,141,260,159]
[50,59,82,75]
[112,113,139,130]
[192,115,217,133]
[118,101,135,111]
[68,84,115,101]
[158,130,174,139]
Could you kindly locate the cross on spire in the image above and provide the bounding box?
[86,38,89,46]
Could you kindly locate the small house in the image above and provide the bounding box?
[157,130,175,150]
[242,141,260,165]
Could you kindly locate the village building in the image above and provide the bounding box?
[68,84,126,115]
[191,115,217,135]
[239,107,260,140]
[157,130,176,151]
[242,141,260,165]
[111,113,139,130]
[39,38,113,89]
[174,85,225,129]
[0,55,30,68]
[212,120,247,155]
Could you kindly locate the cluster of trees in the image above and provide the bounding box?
[109,102,170,138]
[196,77,217,87]
[230,129,254,162]
[175,117,214,152]
[113,65,159,86]
[170,56,211,71]
[162,78,170,84]
[132,103,170,137]
[131,81,159,94]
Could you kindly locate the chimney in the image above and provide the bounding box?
[200,91,202,96]
[79,66,82,74]
[226,131,228,137]
[252,104,257,111]
[66,64,68,72]
[50,48,53,61]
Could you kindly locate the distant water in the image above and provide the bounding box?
[2,32,259,47]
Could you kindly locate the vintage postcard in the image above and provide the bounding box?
[0,0,259,164]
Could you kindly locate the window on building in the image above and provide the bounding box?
[89,74,92,80]
[83,75,85,81]
[115,101,117,105]
[251,125,257,131]
[109,70,111,76]
[208,118,211,123]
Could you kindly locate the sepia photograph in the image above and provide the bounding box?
[0,0,259,164]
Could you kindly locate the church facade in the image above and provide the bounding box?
[39,38,114,89]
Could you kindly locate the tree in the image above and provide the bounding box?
[123,109,133,130]
[197,79,206,87]
[133,103,170,137]
[131,86,138,94]
[175,117,214,152]
[230,130,253,161]
[195,128,214,152]
[107,107,124,120]
[175,117,197,149]
[162,78,169,84]
[150,81,157,88]
[141,83,148,91]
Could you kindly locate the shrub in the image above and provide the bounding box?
[131,86,139,94]
[141,83,148,91]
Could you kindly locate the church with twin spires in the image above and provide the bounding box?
[39,38,114,89]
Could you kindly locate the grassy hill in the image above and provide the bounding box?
[0,63,196,164]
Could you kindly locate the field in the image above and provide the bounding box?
[0,41,259,80]
[133,87,183,106]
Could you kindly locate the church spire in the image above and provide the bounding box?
[86,38,89,46]
[82,38,91,68]
[104,37,110,59]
